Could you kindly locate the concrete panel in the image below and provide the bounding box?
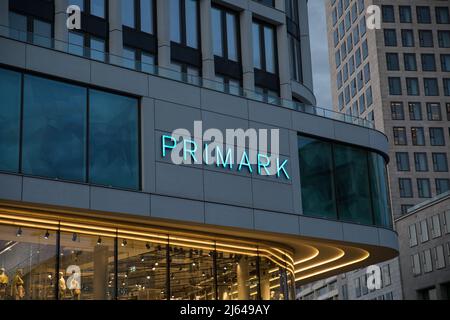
[0,173,22,201]
[378,228,399,251]
[342,223,380,246]
[151,194,204,223]
[90,61,149,96]
[26,45,91,83]
[155,162,204,200]
[155,100,202,135]
[248,100,292,129]
[254,210,300,235]
[299,216,344,241]
[252,179,294,213]
[248,121,290,156]
[289,131,302,215]
[141,97,156,193]
[334,121,370,147]
[203,170,253,207]
[249,1,285,24]
[22,177,89,209]
[205,203,254,230]
[148,75,201,108]
[0,37,26,68]
[201,111,249,142]
[292,112,335,140]
[90,187,150,217]
[291,80,316,105]
[200,88,249,119]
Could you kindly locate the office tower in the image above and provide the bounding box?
[326,0,450,219]
[0,0,397,300]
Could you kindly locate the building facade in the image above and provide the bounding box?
[395,191,450,300]
[326,0,450,220]
[336,258,403,300]
[0,0,397,300]
[296,276,339,300]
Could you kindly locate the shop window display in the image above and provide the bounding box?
[0,222,295,300]
[0,225,56,300]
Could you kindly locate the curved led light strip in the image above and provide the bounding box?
[295,247,345,273]
[295,249,370,282]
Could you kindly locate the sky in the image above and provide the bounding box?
[307,0,333,108]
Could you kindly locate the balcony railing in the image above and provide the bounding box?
[0,25,375,129]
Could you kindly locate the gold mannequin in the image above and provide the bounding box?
[0,268,8,300]
[13,269,25,300]
[58,272,66,300]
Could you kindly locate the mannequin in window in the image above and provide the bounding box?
[0,268,8,300]
[58,272,66,300]
[13,269,25,300]
[69,270,81,300]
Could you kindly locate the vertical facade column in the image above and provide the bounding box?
[240,8,255,93]
[0,0,9,36]
[200,0,215,81]
[277,23,292,100]
[237,258,250,300]
[260,272,271,300]
[93,245,109,300]
[109,0,123,65]
[157,0,171,69]
[54,0,69,51]
[298,0,314,94]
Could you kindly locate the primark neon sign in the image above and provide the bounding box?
[161,121,290,180]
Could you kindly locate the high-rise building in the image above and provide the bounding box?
[0,0,397,301]
[326,0,450,220]
[395,191,450,300]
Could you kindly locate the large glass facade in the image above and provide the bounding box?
[0,67,140,190]
[0,68,21,173]
[298,134,392,228]
[0,221,295,300]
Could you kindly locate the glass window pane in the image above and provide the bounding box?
[33,19,52,48]
[369,153,392,228]
[89,90,139,190]
[170,0,181,43]
[118,238,167,300]
[212,8,223,57]
[123,46,136,70]
[140,0,154,34]
[22,75,87,182]
[9,12,27,41]
[90,0,105,18]
[169,244,214,300]
[141,52,156,73]
[122,0,136,28]
[0,225,57,300]
[298,136,337,219]
[60,232,115,300]
[226,13,238,61]
[185,0,198,49]
[334,144,372,225]
[252,23,261,69]
[68,31,85,56]
[69,0,84,11]
[264,26,276,73]
[90,37,106,62]
[0,68,21,173]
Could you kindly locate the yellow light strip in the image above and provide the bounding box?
[0,219,59,231]
[295,248,345,273]
[294,248,320,265]
[295,250,370,282]
[0,213,59,226]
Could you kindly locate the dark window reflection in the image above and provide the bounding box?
[89,90,139,190]
[22,75,87,182]
[0,68,21,173]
